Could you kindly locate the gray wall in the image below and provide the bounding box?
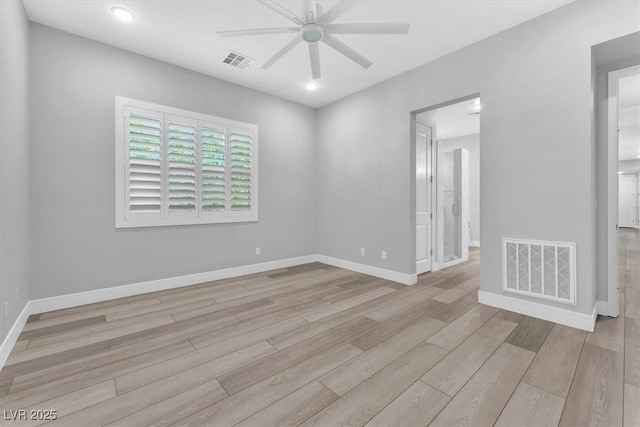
[0,0,31,343]
[619,159,640,173]
[594,32,640,303]
[440,134,480,243]
[316,0,640,316]
[29,24,317,299]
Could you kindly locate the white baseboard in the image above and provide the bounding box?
[478,290,597,332]
[29,254,415,314]
[0,301,31,370]
[316,255,417,285]
[470,241,480,247]
[28,255,318,315]
[1,255,314,372]
[0,253,416,371]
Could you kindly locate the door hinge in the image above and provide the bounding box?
[430,176,433,183]
[430,249,433,255]
[430,212,433,219]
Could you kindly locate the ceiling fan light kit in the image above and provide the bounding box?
[218,0,410,84]
[302,23,324,42]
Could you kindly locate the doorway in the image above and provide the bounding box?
[608,64,640,317]
[413,95,480,274]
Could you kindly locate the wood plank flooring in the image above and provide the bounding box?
[0,233,639,426]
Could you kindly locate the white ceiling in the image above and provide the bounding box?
[23,0,571,108]
[435,98,480,140]
[415,98,480,140]
[619,73,640,161]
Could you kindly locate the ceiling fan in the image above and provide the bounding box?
[218,0,410,80]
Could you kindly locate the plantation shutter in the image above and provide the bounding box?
[166,116,197,216]
[228,126,254,214]
[116,97,258,228]
[200,123,227,215]
[125,107,163,219]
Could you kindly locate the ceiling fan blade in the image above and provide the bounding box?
[325,23,410,35]
[261,34,304,70]
[309,42,321,79]
[218,27,299,37]
[322,34,372,69]
[304,0,318,22]
[256,0,305,26]
[319,0,363,25]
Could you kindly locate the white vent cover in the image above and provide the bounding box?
[222,51,254,69]
[503,238,576,305]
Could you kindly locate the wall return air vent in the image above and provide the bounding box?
[503,238,576,305]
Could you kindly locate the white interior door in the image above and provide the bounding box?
[416,123,432,274]
[619,173,637,228]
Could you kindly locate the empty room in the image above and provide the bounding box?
[0,0,639,426]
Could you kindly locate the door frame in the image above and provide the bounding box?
[607,64,640,317]
[411,93,480,275]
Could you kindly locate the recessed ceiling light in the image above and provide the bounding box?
[305,81,319,91]
[111,6,135,22]
[618,171,624,174]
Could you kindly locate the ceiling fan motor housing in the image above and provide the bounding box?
[302,23,324,42]
[218,1,410,78]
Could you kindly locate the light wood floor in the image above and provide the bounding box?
[0,234,638,426]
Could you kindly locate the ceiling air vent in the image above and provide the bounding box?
[223,51,254,69]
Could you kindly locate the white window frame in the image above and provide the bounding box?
[115,96,259,228]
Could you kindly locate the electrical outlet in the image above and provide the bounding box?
[360,248,365,256]
[381,251,387,260]
[255,247,261,256]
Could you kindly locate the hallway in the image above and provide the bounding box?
[572,228,639,426]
